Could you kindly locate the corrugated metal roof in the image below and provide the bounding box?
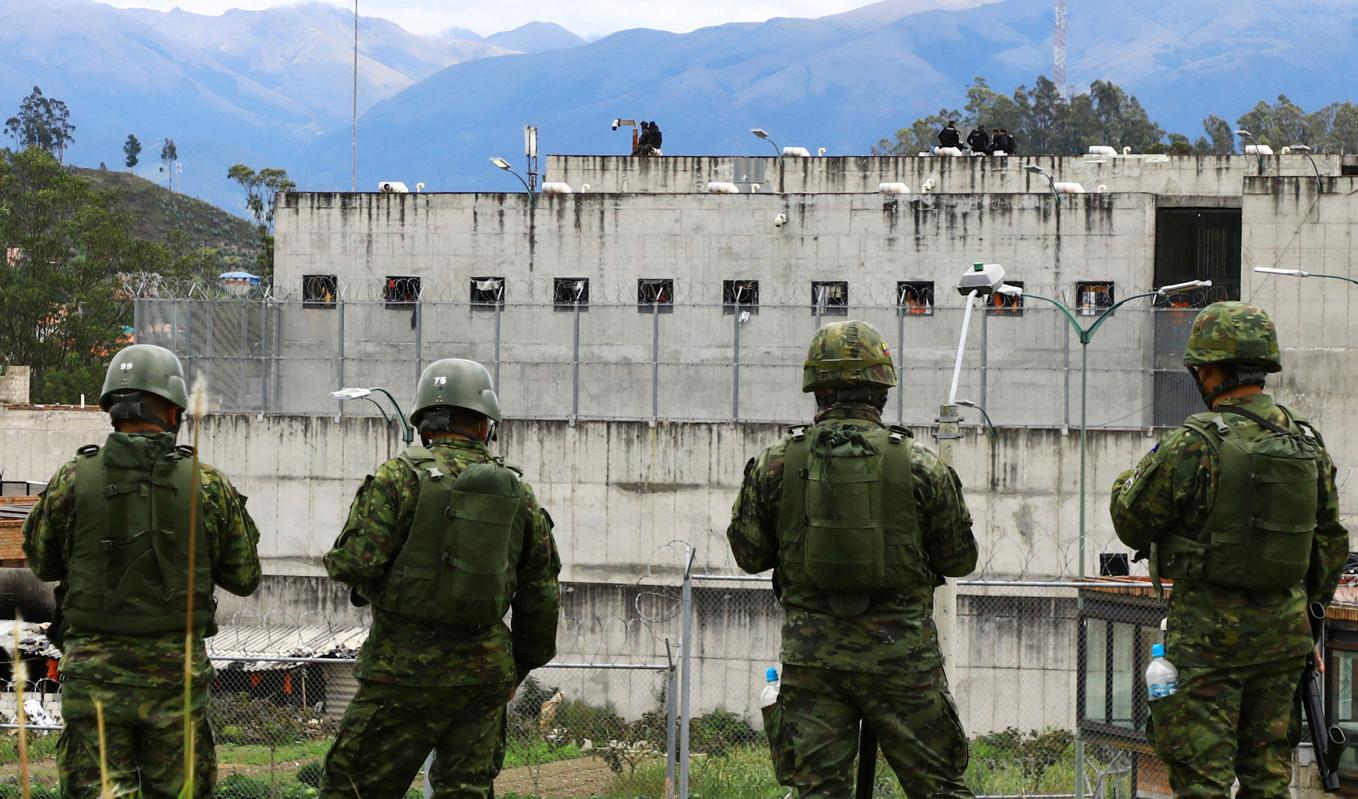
[207,623,369,670]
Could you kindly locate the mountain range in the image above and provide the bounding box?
[3,0,1355,214]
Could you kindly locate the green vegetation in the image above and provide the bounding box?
[73,166,261,264]
[875,77,1358,156]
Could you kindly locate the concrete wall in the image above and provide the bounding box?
[0,366,30,405]
[0,407,1194,583]
[545,154,1349,197]
[274,190,1156,304]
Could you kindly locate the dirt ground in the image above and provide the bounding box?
[494,756,619,798]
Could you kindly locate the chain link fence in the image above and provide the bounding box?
[128,290,1224,430]
[6,546,1344,799]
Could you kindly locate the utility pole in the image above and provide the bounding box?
[934,404,962,669]
[1054,0,1068,94]
[351,0,358,192]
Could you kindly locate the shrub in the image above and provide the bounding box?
[297,760,324,788]
[689,709,759,757]
[214,774,270,799]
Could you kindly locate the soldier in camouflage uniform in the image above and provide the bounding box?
[727,320,979,799]
[321,358,561,798]
[1111,302,1348,799]
[22,344,262,798]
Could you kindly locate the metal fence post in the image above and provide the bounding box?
[651,304,661,422]
[414,301,423,383]
[979,304,988,413]
[572,300,581,421]
[731,307,741,421]
[183,301,194,382]
[238,302,248,410]
[665,639,678,799]
[896,308,905,425]
[260,299,270,412]
[493,300,503,392]
[934,405,962,668]
[273,302,284,412]
[204,300,214,391]
[679,546,695,799]
[1063,317,1072,430]
[336,297,346,416]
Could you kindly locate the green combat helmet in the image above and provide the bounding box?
[802,320,898,393]
[1183,301,1283,373]
[99,344,189,410]
[410,358,502,431]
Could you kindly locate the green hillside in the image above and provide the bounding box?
[72,166,262,265]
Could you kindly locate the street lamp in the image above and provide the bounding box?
[750,128,782,159]
[1236,129,1264,175]
[1288,144,1323,193]
[1000,279,1212,578]
[1025,164,1060,206]
[1254,266,1358,288]
[330,386,414,444]
[489,156,532,193]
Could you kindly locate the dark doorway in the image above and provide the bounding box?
[1152,208,1241,426]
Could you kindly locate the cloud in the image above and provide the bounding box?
[97,0,872,38]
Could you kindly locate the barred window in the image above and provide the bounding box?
[1077,281,1115,317]
[302,275,337,309]
[811,280,848,316]
[384,276,421,310]
[988,279,1023,316]
[638,278,674,313]
[553,277,590,309]
[470,276,506,308]
[722,280,759,315]
[897,281,935,317]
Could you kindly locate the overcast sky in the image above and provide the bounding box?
[98,0,874,38]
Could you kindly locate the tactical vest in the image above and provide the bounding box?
[65,437,215,637]
[777,424,932,609]
[375,445,525,628]
[1155,405,1320,592]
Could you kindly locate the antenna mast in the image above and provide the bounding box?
[1054,0,1068,93]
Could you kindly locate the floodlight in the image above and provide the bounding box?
[750,129,769,140]
[1157,280,1212,294]
[490,157,512,170]
[955,262,1008,297]
[330,387,373,400]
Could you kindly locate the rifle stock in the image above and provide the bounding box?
[1304,602,1347,793]
[855,721,877,799]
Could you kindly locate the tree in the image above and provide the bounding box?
[4,86,76,162]
[160,138,178,190]
[227,163,296,276]
[1200,115,1234,154]
[123,134,141,169]
[0,149,164,402]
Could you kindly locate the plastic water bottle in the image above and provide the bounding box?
[1146,643,1179,700]
[760,666,780,708]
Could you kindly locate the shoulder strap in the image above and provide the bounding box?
[1183,414,1226,450]
[396,444,437,472]
[1216,405,1291,436]
[778,430,811,536]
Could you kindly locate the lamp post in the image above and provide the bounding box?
[489,157,533,193]
[1000,279,1212,578]
[1288,145,1324,193]
[1254,266,1358,289]
[1025,164,1060,206]
[330,386,414,445]
[1237,129,1264,175]
[751,128,784,192]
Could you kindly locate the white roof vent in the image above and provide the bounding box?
[782,146,812,158]
[706,181,740,194]
[1088,145,1119,157]
[541,182,573,194]
[878,182,910,194]
[1244,144,1274,156]
[936,147,964,157]
[378,181,409,193]
[1054,182,1087,194]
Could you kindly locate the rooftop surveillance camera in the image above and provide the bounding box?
[956,262,1007,297]
[611,119,621,131]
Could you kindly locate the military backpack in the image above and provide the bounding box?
[777,424,933,607]
[375,445,525,627]
[65,436,215,638]
[1155,405,1320,592]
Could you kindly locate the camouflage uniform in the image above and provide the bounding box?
[321,437,561,799]
[23,432,262,798]
[1111,303,1348,799]
[728,320,978,799]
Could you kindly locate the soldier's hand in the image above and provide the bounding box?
[1316,644,1325,673]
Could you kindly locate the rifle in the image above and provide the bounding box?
[1303,602,1347,793]
[855,720,877,799]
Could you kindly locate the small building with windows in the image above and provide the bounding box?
[1077,577,1358,799]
